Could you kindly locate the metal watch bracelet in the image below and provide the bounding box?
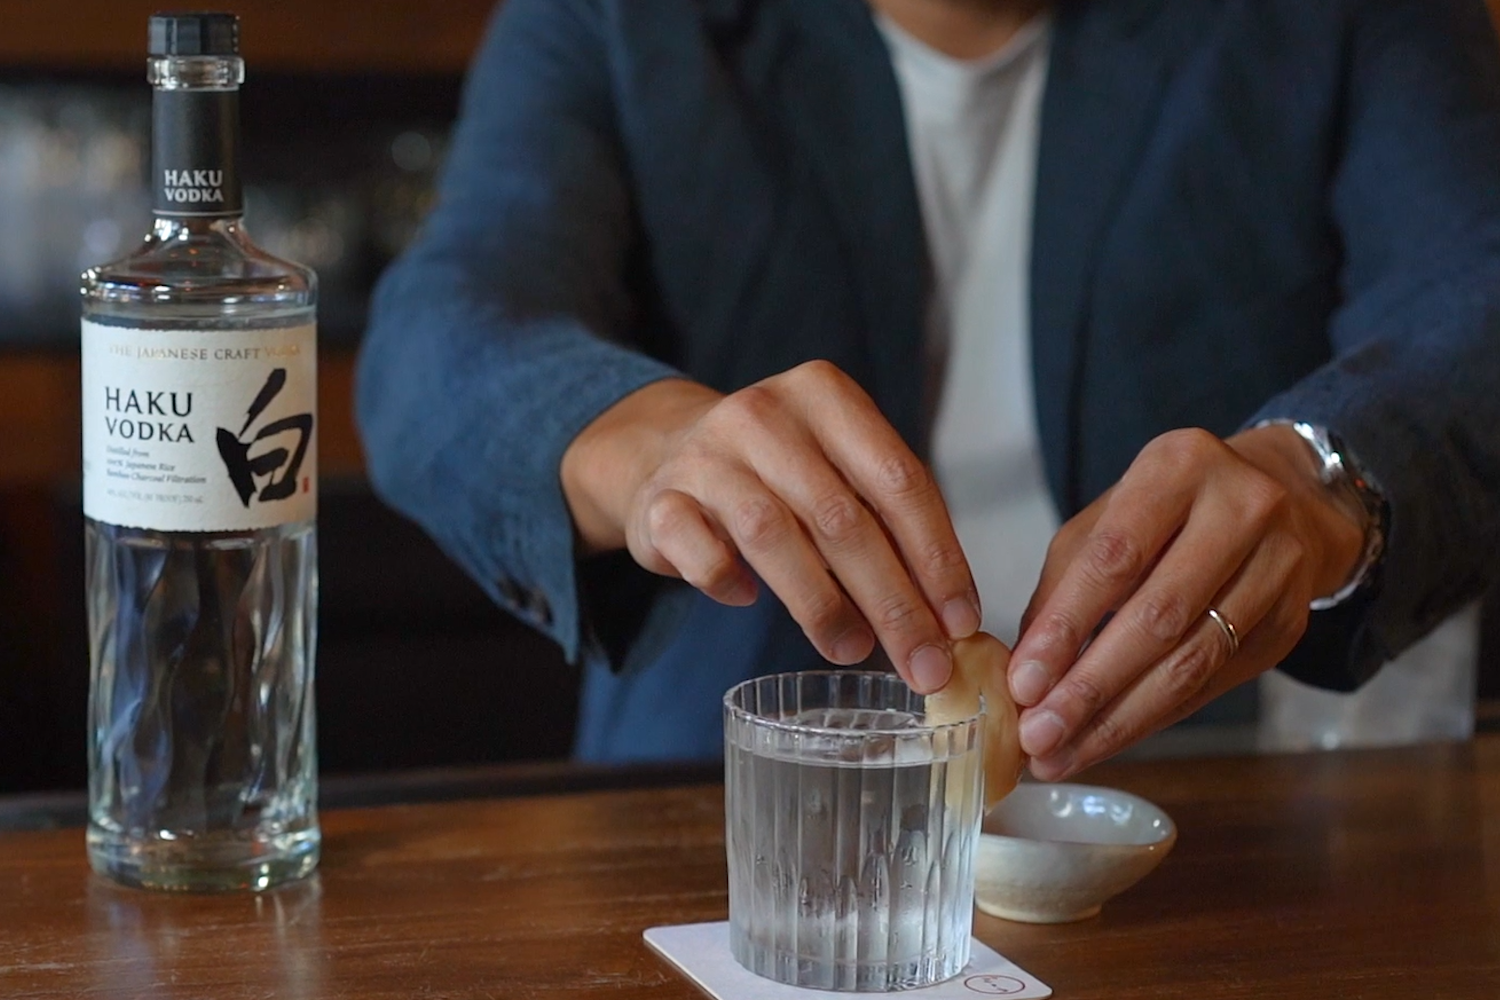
[1253,419,1388,610]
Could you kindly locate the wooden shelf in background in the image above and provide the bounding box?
[3,0,1497,77]
[0,0,495,75]
[0,351,364,488]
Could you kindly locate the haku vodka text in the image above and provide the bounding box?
[82,323,317,532]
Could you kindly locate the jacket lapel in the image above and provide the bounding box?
[772,0,929,450]
[1031,0,1174,512]
[760,0,1180,483]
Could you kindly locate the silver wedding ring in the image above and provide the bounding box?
[1206,607,1240,658]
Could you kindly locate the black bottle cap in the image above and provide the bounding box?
[148,12,240,57]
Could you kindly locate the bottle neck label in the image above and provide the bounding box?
[81,320,318,532]
[152,90,243,217]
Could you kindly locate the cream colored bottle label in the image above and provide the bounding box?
[82,321,317,532]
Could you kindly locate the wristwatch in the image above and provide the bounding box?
[1255,419,1389,610]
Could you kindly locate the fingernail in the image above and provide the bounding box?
[830,627,874,665]
[907,644,953,694]
[1011,660,1052,706]
[1029,750,1075,783]
[1020,710,1067,758]
[725,576,758,606]
[941,596,981,639]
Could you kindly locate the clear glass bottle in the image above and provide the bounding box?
[80,13,319,891]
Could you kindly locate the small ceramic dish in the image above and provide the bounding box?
[974,782,1176,924]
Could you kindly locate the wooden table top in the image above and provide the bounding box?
[3,739,1498,999]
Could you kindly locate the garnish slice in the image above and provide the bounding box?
[925,632,1024,810]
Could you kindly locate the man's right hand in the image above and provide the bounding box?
[560,360,981,693]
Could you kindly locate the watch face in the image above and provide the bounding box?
[1284,422,1387,611]
[1290,422,1341,486]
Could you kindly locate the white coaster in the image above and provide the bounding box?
[644,921,1051,999]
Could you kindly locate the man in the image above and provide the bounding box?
[357,0,1500,777]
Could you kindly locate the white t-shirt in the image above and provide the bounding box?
[879,14,1055,645]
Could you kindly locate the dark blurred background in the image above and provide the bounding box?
[0,0,579,794]
[1,0,1498,794]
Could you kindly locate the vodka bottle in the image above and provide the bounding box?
[80,13,319,891]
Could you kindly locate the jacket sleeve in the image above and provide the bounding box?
[1250,0,1500,689]
[355,0,680,664]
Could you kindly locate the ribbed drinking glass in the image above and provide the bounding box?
[724,671,984,991]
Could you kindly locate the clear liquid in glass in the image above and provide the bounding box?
[724,674,983,991]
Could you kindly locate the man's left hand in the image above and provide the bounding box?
[1008,425,1369,781]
